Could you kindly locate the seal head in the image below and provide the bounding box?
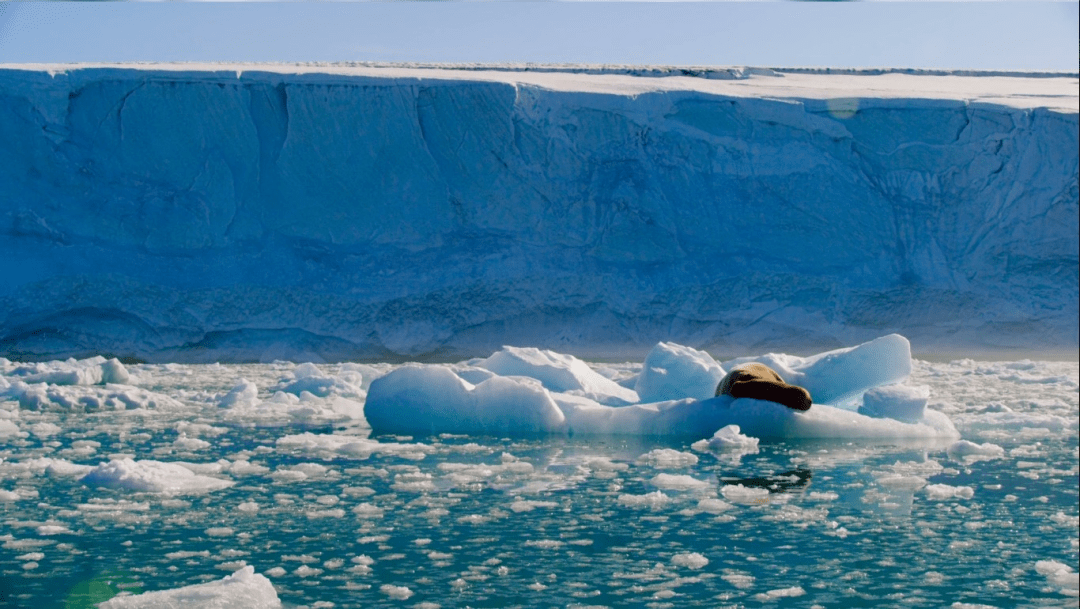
[715,363,812,411]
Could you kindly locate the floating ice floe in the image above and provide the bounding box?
[217,378,365,423]
[946,440,1006,462]
[4,381,184,412]
[636,448,698,469]
[924,483,975,501]
[276,432,433,461]
[271,362,365,398]
[0,418,21,439]
[650,473,711,491]
[81,458,234,494]
[7,356,130,386]
[365,334,959,440]
[691,425,760,453]
[1035,559,1080,596]
[97,566,281,608]
[671,552,709,569]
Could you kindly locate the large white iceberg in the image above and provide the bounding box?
[365,334,959,439]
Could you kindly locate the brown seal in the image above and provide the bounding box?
[715,363,812,411]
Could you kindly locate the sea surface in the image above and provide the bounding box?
[1,358,1077,608]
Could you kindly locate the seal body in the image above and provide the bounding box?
[715,363,812,411]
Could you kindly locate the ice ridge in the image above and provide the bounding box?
[0,65,1076,362]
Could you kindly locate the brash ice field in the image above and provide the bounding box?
[0,65,1076,607]
[0,338,1077,607]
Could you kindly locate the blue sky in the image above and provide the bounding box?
[0,2,1077,71]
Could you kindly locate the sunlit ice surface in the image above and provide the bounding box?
[0,350,1076,607]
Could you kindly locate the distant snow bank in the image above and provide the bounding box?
[0,64,1075,362]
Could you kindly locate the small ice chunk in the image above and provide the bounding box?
[0,419,20,438]
[924,484,974,501]
[616,491,671,509]
[859,384,929,423]
[98,566,281,608]
[876,474,928,491]
[946,440,1005,462]
[509,499,558,513]
[172,436,212,451]
[650,473,710,491]
[36,525,73,535]
[720,484,770,504]
[219,380,260,409]
[273,363,364,398]
[29,422,62,438]
[696,497,734,514]
[380,584,413,600]
[100,359,131,384]
[722,570,755,589]
[754,586,806,600]
[81,459,234,494]
[524,540,564,550]
[1035,560,1079,595]
[352,503,385,519]
[691,425,760,453]
[635,342,725,403]
[636,448,698,469]
[276,432,433,461]
[671,552,709,569]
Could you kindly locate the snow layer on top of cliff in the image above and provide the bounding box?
[2,63,1076,112]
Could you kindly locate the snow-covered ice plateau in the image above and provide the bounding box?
[0,64,1076,362]
[0,337,1076,607]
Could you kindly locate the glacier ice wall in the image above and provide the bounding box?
[0,66,1076,362]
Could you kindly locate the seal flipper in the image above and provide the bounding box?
[727,379,812,411]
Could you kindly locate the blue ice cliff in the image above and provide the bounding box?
[0,65,1076,362]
